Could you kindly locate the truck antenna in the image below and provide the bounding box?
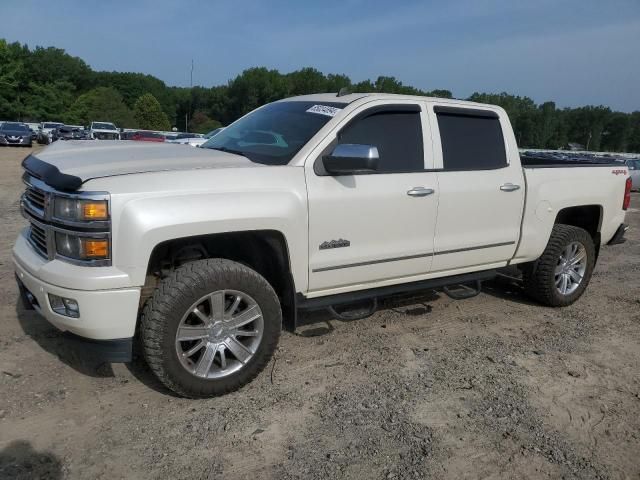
[337,87,351,97]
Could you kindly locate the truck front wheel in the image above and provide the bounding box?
[140,259,281,398]
[522,224,596,307]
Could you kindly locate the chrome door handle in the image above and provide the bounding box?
[407,187,435,197]
[500,183,521,192]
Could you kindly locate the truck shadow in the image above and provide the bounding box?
[15,302,116,378]
[481,272,542,307]
[0,440,62,480]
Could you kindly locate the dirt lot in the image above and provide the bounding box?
[0,145,638,480]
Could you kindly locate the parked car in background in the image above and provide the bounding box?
[627,158,640,191]
[53,125,88,141]
[37,122,64,144]
[169,127,224,147]
[131,131,166,142]
[89,121,120,140]
[0,122,32,147]
[120,130,137,140]
[25,122,40,140]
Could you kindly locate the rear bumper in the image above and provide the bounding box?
[607,223,628,246]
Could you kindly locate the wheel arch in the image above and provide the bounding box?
[144,230,298,331]
[554,204,603,259]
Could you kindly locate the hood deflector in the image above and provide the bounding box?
[22,154,83,191]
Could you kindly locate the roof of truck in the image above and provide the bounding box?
[282,92,497,110]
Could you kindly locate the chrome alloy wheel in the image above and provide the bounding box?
[554,241,587,295]
[175,290,264,379]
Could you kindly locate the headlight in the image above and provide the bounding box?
[54,197,109,221]
[55,232,109,261]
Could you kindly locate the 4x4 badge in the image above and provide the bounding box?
[319,239,351,250]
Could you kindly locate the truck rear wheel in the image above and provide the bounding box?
[140,259,281,398]
[522,224,596,307]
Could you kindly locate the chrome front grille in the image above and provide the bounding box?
[28,222,48,258]
[25,186,47,213]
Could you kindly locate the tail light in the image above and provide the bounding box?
[623,176,632,211]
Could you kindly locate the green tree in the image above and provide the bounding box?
[189,111,222,133]
[325,74,352,92]
[627,112,640,152]
[226,67,289,120]
[23,81,74,121]
[94,71,173,117]
[25,46,93,91]
[0,40,29,119]
[427,89,453,99]
[601,112,631,152]
[286,67,328,95]
[133,93,171,130]
[66,87,135,127]
[565,106,611,150]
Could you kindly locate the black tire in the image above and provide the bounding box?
[140,259,281,398]
[522,224,596,307]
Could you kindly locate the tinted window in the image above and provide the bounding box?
[1,123,29,132]
[337,109,424,172]
[436,110,507,170]
[93,122,116,130]
[203,101,346,165]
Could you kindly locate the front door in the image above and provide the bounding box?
[305,102,439,294]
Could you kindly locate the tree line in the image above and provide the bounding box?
[1,39,639,151]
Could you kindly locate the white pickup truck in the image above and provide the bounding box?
[89,121,120,140]
[13,93,631,397]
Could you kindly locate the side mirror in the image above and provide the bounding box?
[322,144,379,175]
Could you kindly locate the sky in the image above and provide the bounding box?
[3,0,640,112]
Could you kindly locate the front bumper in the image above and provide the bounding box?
[0,136,30,145]
[17,278,133,362]
[13,231,141,352]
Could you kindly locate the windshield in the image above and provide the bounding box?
[93,122,116,130]
[201,101,345,165]
[1,123,29,132]
[43,123,63,128]
[205,127,224,138]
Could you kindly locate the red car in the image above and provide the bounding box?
[130,131,166,142]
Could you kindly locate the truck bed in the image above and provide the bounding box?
[520,153,625,168]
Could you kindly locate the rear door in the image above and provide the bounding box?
[305,101,439,293]
[427,104,525,272]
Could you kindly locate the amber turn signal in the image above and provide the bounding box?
[83,239,109,258]
[81,201,109,220]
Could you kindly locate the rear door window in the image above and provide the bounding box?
[435,107,507,171]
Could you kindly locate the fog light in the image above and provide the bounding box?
[48,294,80,318]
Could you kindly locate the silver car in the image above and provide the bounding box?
[628,159,640,191]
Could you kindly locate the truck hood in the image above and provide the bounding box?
[23,140,258,191]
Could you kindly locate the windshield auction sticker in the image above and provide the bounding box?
[306,105,342,117]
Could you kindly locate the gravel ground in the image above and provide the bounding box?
[0,145,639,479]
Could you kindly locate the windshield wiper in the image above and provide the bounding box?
[206,146,250,160]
